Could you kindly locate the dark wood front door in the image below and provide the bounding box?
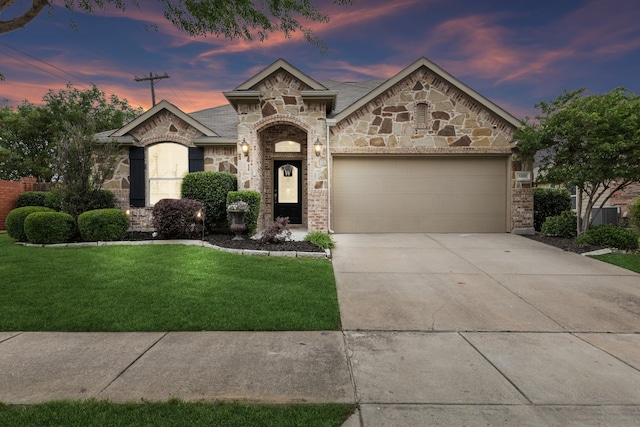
[274,160,302,224]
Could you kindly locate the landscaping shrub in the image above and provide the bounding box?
[181,172,237,229]
[44,190,62,211]
[576,224,639,251]
[16,191,48,207]
[534,187,572,231]
[304,232,335,250]
[628,197,640,229]
[540,210,577,238]
[152,198,204,239]
[5,206,55,241]
[58,188,116,218]
[260,217,292,243]
[227,190,261,236]
[24,212,76,244]
[77,209,130,242]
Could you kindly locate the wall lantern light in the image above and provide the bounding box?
[241,138,249,158]
[314,138,322,156]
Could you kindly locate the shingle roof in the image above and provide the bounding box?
[183,79,388,139]
[189,104,238,139]
[322,79,387,117]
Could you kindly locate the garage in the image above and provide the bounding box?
[331,156,510,233]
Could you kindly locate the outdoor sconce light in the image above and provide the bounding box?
[314,138,322,156]
[241,138,249,158]
[125,207,132,217]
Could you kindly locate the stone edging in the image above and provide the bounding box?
[17,239,331,259]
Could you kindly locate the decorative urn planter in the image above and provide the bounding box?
[227,201,250,241]
[228,210,247,240]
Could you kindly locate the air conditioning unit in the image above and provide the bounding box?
[591,207,619,226]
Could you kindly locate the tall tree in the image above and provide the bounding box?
[0,84,140,181]
[0,0,353,51]
[0,102,55,180]
[517,87,640,234]
[55,119,120,217]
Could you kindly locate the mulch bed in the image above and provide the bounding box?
[523,234,605,254]
[127,231,324,252]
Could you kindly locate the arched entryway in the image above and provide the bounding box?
[258,123,308,226]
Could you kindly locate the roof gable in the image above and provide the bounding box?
[332,57,521,128]
[234,58,327,91]
[111,99,217,138]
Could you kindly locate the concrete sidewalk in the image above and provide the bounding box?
[2,233,640,426]
[0,331,353,405]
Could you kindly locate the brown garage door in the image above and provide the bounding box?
[332,156,509,233]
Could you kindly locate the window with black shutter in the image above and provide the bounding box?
[129,146,145,207]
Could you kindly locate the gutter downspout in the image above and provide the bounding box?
[326,118,336,234]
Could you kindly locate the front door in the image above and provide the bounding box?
[274,160,302,224]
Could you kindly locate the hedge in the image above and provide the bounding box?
[77,209,130,242]
[181,172,237,229]
[16,191,49,208]
[541,210,577,238]
[576,224,639,251]
[24,212,76,244]
[534,187,572,232]
[6,206,55,241]
[152,198,204,239]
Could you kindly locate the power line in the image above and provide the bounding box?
[0,41,92,88]
[0,49,80,88]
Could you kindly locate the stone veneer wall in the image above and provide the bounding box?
[235,70,328,231]
[331,67,514,151]
[329,65,533,233]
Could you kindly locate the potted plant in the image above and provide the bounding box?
[227,201,249,240]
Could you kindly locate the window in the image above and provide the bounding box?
[148,143,189,205]
[129,145,204,207]
[415,103,429,129]
[275,140,301,153]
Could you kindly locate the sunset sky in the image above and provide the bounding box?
[1,0,639,120]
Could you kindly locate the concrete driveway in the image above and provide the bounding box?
[333,233,640,426]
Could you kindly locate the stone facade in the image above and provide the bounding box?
[234,70,328,231]
[332,68,514,152]
[99,58,534,234]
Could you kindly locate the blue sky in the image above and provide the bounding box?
[1,0,639,119]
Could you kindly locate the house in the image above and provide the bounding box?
[98,57,534,234]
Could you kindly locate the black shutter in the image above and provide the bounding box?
[188,147,205,172]
[129,146,145,207]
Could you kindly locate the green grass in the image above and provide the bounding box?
[0,400,357,427]
[591,252,640,274]
[0,234,340,331]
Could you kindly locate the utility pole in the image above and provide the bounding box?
[134,72,170,106]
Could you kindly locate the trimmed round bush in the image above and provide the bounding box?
[534,188,572,232]
[24,212,76,244]
[5,206,55,241]
[541,210,577,238]
[152,198,204,239]
[226,190,261,236]
[576,224,639,250]
[16,191,49,207]
[77,209,130,242]
[181,172,237,229]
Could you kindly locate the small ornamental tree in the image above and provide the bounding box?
[517,88,640,234]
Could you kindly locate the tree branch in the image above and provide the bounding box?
[0,0,50,35]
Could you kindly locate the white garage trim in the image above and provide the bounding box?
[331,156,510,233]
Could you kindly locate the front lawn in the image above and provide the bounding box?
[590,252,640,274]
[0,400,356,427]
[0,234,340,331]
